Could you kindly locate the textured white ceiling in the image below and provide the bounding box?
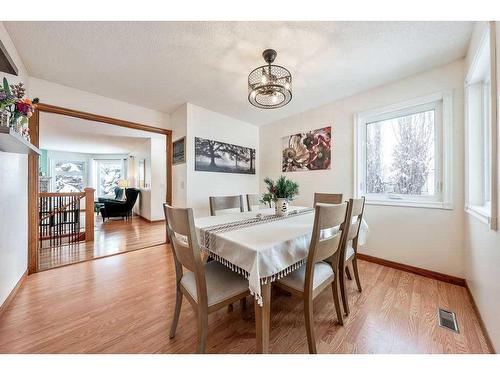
[39,112,162,154]
[5,21,473,126]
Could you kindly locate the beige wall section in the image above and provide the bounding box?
[170,104,188,208]
[260,60,466,278]
[169,103,259,216]
[464,21,500,353]
[0,22,29,307]
[186,103,259,217]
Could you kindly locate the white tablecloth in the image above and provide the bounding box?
[194,207,368,305]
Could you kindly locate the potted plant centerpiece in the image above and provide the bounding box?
[262,176,299,217]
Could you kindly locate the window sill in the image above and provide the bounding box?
[365,199,453,210]
[465,205,492,225]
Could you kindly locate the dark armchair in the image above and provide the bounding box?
[98,186,125,204]
[100,188,140,222]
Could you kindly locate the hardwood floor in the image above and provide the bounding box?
[37,215,166,271]
[0,244,491,354]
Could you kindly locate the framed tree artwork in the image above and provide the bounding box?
[173,137,186,165]
[194,137,256,174]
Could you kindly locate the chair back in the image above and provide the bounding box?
[123,188,140,209]
[345,197,366,243]
[304,203,349,292]
[313,193,343,206]
[114,186,125,200]
[246,193,269,211]
[164,204,208,305]
[209,195,244,216]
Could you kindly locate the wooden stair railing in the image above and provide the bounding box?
[39,188,95,247]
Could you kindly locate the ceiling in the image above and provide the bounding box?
[5,21,474,126]
[39,112,162,154]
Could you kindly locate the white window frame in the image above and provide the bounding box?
[49,158,87,193]
[464,22,498,230]
[354,91,453,209]
[95,158,126,198]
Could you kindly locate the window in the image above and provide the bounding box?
[52,160,86,193]
[465,24,498,229]
[95,159,125,198]
[355,92,453,209]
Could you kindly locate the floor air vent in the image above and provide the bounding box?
[438,308,459,333]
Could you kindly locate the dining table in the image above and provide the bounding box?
[194,206,369,353]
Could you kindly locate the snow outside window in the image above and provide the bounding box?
[355,92,453,209]
[96,159,124,198]
[53,160,86,193]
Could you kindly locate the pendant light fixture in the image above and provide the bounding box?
[248,49,292,109]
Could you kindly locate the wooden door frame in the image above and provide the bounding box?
[28,103,173,274]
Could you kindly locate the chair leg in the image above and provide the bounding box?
[345,265,352,280]
[239,297,247,310]
[304,298,317,354]
[196,309,208,354]
[339,268,350,316]
[331,278,344,325]
[169,287,183,339]
[352,257,362,292]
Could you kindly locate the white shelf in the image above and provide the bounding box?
[0,126,40,155]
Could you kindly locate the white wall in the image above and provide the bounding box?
[260,60,466,278]
[150,137,167,220]
[0,22,29,307]
[463,21,500,352]
[29,78,170,131]
[170,104,188,208]
[186,104,259,217]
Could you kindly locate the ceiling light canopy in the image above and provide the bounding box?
[248,49,292,109]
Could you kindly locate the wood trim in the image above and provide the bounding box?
[0,271,27,319]
[84,188,95,241]
[357,253,466,286]
[465,281,496,353]
[36,103,171,136]
[167,132,172,205]
[28,103,173,274]
[39,192,85,197]
[27,110,39,274]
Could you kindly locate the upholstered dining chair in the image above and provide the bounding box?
[313,192,343,206]
[275,202,350,354]
[209,195,244,216]
[208,195,247,312]
[246,193,271,211]
[164,204,250,353]
[246,193,259,211]
[339,197,366,316]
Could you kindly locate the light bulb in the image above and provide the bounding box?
[271,94,278,104]
[284,82,290,90]
[261,75,267,84]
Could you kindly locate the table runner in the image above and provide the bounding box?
[194,207,368,305]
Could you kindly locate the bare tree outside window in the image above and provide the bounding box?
[54,161,85,192]
[98,161,122,197]
[366,110,435,196]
